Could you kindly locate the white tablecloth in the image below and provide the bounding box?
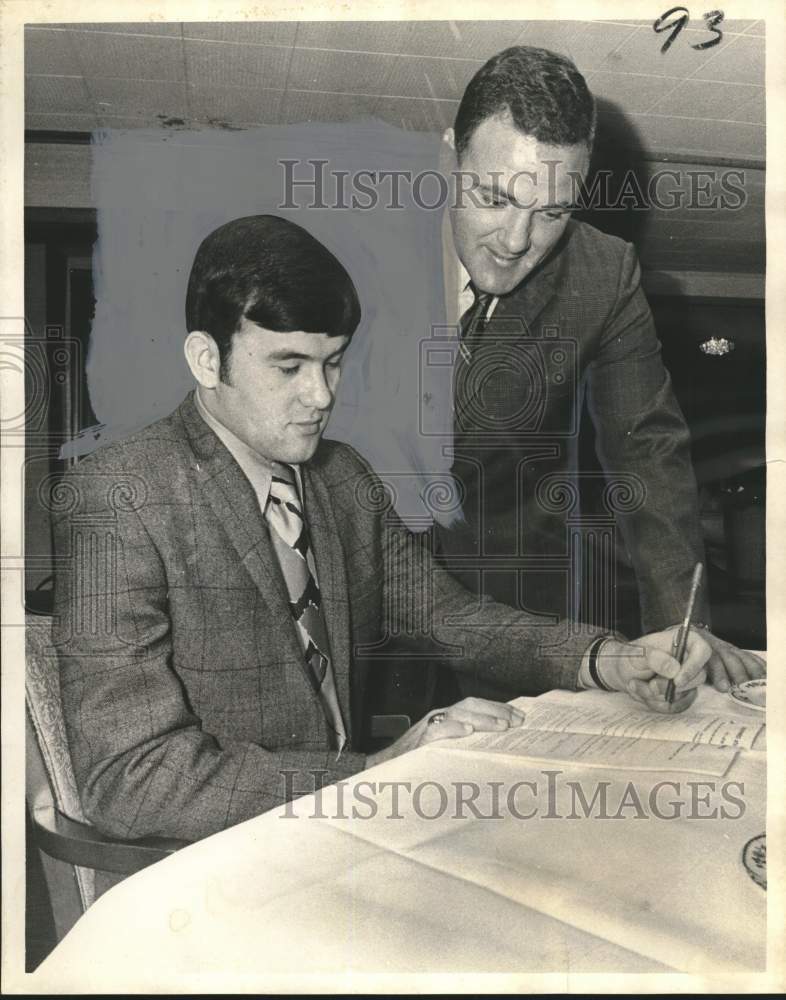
[33,685,767,989]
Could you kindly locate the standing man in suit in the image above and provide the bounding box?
[436,45,764,699]
[53,214,709,846]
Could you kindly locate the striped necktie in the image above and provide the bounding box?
[457,282,492,363]
[454,283,493,430]
[266,465,347,752]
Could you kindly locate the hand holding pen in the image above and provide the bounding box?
[665,563,704,705]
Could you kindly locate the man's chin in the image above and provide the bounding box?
[472,262,531,296]
[491,275,526,295]
[281,434,324,465]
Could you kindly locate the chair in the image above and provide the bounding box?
[25,608,187,945]
[26,601,408,948]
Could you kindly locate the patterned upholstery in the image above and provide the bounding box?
[26,613,95,910]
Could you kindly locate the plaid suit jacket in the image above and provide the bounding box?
[441,219,710,633]
[53,391,601,843]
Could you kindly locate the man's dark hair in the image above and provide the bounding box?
[185,214,361,381]
[454,45,596,159]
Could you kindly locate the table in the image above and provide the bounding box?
[32,685,767,989]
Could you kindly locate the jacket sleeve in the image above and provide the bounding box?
[586,241,711,632]
[341,450,604,693]
[53,463,366,844]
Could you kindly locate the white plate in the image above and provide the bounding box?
[729,679,766,712]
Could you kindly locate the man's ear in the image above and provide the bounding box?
[184,331,222,388]
[442,127,456,152]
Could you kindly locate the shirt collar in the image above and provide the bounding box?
[194,388,302,511]
[458,260,470,292]
[441,209,499,323]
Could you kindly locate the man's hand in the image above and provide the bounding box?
[368,697,525,767]
[700,632,765,692]
[598,627,711,714]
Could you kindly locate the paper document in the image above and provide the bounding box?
[446,727,737,777]
[511,702,764,751]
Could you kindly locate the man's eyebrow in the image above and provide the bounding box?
[477,181,513,204]
[267,345,348,362]
[267,350,311,361]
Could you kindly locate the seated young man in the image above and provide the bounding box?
[53,215,709,846]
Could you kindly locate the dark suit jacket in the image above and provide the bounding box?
[53,392,601,843]
[439,219,710,633]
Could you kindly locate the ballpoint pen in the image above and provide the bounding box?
[665,562,703,705]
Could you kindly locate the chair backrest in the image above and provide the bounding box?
[25,613,95,915]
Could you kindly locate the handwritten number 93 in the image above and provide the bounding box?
[654,8,724,53]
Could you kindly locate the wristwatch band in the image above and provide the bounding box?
[588,635,614,692]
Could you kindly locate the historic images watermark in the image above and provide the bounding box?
[280,769,747,822]
[279,159,748,213]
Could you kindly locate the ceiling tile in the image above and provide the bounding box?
[383,21,460,58]
[87,78,188,119]
[187,84,282,124]
[47,21,180,38]
[24,28,82,76]
[373,95,457,133]
[25,112,99,130]
[729,87,765,125]
[586,71,663,114]
[648,79,761,121]
[182,21,297,46]
[294,20,413,54]
[185,39,290,90]
[428,21,531,60]
[690,34,764,85]
[596,24,736,79]
[381,56,482,100]
[562,21,640,73]
[288,47,397,96]
[279,91,378,125]
[345,20,526,60]
[719,21,760,35]
[118,22,183,36]
[54,22,183,36]
[516,20,597,57]
[69,30,185,81]
[25,75,91,116]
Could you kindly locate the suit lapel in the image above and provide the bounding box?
[302,463,353,743]
[177,394,304,665]
[178,393,352,739]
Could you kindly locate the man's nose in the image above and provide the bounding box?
[499,209,533,255]
[300,368,333,410]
